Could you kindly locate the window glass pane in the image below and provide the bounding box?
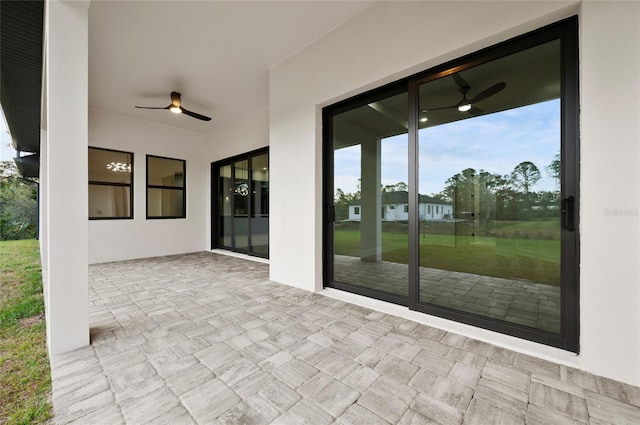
[418,40,561,332]
[89,148,132,184]
[148,156,185,187]
[147,188,184,217]
[89,185,131,218]
[333,90,409,299]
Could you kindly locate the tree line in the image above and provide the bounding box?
[0,161,38,240]
[334,155,560,222]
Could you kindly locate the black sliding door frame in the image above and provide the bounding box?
[211,147,269,259]
[323,17,579,352]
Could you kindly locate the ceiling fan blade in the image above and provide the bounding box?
[135,105,170,110]
[181,107,212,121]
[469,82,506,104]
[452,73,470,89]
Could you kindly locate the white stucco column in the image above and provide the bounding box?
[360,138,381,261]
[43,0,90,355]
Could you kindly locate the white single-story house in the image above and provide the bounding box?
[349,192,453,221]
[2,0,639,388]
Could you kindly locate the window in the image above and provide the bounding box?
[88,147,133,219]
[146,155,186,219]
[325,17,579,351]
[354,206,360,215]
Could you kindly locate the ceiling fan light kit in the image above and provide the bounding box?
[135,92,212,121]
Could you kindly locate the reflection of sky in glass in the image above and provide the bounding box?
[334,99,559,196]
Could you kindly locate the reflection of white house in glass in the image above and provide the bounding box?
[348,191,453,221]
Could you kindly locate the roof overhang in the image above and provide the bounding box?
[0,0,44,177]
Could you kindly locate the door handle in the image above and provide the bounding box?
[562,196,575,231]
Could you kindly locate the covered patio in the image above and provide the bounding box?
[51,253,640,424]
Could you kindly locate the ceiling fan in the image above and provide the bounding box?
[424,73,506,116]
[135,92,212,121]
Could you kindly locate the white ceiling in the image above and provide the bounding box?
[88,1,375,133]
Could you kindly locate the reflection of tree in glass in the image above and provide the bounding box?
[546,153,561,189]
[511,161,541,218]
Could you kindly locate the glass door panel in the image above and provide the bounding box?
[417,40,562,332]
[233,159,249,251]
[331,90,409,302]
[212,149,269,258]
[251,153,269,256]
[218,164,233,247]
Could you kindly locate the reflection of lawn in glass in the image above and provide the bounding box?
[334,223,560,286]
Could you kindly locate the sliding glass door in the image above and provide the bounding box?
[212,148,269,258]
[324,18,578,350]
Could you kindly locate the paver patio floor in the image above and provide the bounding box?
[50,252,640,424]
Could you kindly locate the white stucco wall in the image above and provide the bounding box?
[269,0,640,386]
[578,0,640,386]
[88,110,208,263]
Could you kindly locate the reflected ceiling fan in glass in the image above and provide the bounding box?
[423,73,506,116]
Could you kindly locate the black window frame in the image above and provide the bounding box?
[323,16,579,352]
[146,154,186,219]
[88,146,134,220]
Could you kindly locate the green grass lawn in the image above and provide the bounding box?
[334,228,560,285]
[0,240,51,424]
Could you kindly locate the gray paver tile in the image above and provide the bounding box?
[482,361,530,393]
[273,358,318,389]
[143,405,195,425]
[344,365,380,393]
[595,376,640,407]
[529,380,589,422]
[298,372,360,417]
[165,362,215,396]
[335,403,390,424]
[397,409,440,424]
[194,343,240,372]
[429,375,474,411]
[180,378,240,423]
[233,369,275,398]
[472,377,528,418]
[585,391,640,425]
[375,354,420,384]
[515,352,562,379]
[413,350,456,376]
[218,394,281,425]
[525,403,586,425]
[463,398,524,425]
[218,357,261,387]
[120,387,180,424]
[67,403,125,425]
[448,361,482,387]
[358,376,417,423]
[257,379,302,413]
[113,375,166,403]
[272,399,334,425]
[410,393,463,425]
